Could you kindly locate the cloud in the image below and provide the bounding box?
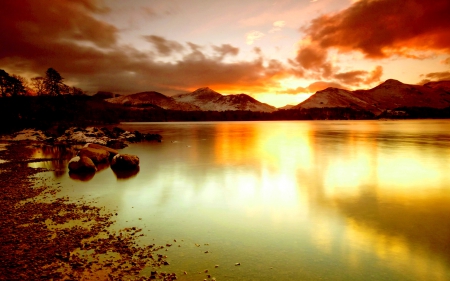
[294,43,334,78]
[143,35,185,56]
[213,44,239,59]
[420,71,450,84]
[0,0,290,96]
[302,0,450,58]
[246,31,265,45]
[269,20,286,33]
[333,66,383,86]
[333,70,367,85]
[364,65,383,85]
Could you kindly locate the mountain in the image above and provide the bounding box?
[293,79,450,115]
[173,87,276,112]
[278,104,295,110]
[93,91,121,99]
[105,91,200,111]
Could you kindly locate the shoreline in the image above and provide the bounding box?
[0,143,175,280]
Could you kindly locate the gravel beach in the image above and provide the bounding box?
[0,143,175,280]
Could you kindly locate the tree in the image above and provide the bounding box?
[31,77,46,96]
[70,86,86,96]
[44,68,64,96]
[8,75,26,96]
[0,69,11,97]
[0,70,26,97]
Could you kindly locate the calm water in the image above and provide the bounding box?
[31,120,450,280]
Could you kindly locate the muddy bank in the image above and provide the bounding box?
[0,143,175,280]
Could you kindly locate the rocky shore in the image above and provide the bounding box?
[0,133,177,280]
[1,126,162,148]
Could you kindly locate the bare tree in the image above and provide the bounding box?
[31,77,46,95]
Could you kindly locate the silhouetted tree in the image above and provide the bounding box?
[70,86,86,96]
[0,69,12,97]
[44,68,64,96]
[31,77,46,95]
[0,70,26,97]
[8,75,26,96]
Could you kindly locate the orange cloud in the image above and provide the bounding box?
[333,66,383,86]
[143,35,185,56]
[303,0,450,58]
[0,0,290,96]
[420,71,450,84]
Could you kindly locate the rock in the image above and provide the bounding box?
[57,127,110,145]
[84,143,119,157]
[68,156,97,172]
[78,147,109,163]
[111,154,139,169]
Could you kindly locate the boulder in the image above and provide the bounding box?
[84,143,119,157]
[111,154,139,170]
[68,156,97,172]
[78,147,109,163]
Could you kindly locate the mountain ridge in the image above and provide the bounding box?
[105,87,277,112]
[293,79,450,114]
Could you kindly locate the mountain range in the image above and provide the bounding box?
[106,87,276,112]
[293,80,450,115]
[103,80,450,115]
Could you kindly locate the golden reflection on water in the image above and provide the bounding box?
[207,121,450,279]
[35,121,450,280]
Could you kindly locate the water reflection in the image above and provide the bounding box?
[69,171,96,181]
[112,166,140,179]
[38,120,450,280]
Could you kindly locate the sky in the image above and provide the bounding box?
[1,0,450,107]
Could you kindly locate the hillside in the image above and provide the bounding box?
[172,87,276,112]
[105,91,199,111]
[293,79,450,115]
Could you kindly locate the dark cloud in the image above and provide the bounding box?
[302,0,450,58]
[0,0,289,96]
[143,35,185,56]
[333,66,383,86]
[333,70,367,85]
[213,44,239,59]
[364,65,383,85]
[420,71,450,84]
[293,0,448,86]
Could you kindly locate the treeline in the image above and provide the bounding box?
[120,107,376,122]
[0,94,376,134]
[0,95,125,133]
[0,68,85,97]
[4,94,450,134]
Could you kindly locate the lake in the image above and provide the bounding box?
[31,120,450,280]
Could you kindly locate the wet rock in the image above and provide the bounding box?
[68,156,97,172]
[111,154,139,170]
[69,171,95,181]
[78,147,109,163]
[112,167,139,179]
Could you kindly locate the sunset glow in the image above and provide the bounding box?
[1,0,449,107]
